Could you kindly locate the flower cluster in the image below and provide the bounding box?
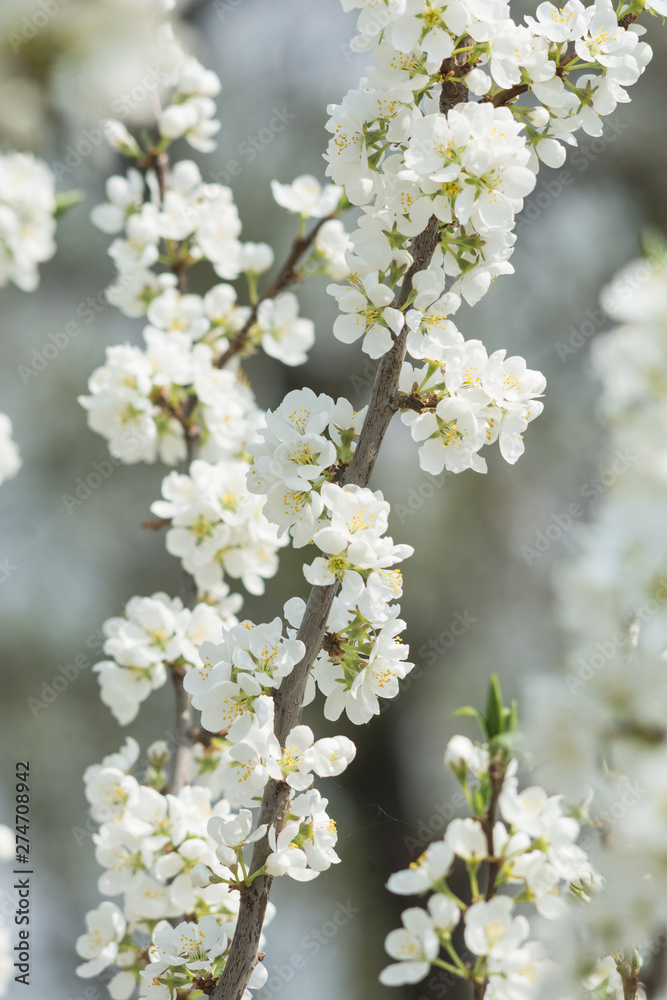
[399,345,545,474]
[331,0,655,255]
[246,384,416,723]
[0,153,57,292]
[524,249,667,976]
[81,153,344,465]
[179,617,355,842]
[246,388,367,542]
[151,459,287,596]
[75,20,356,995]
[319,0,659,475]
[0,1,194,150]
[311,596,414,724]
[156,26,223,154]
[202,787,344,885]
[92,592,237,725]
[73,1,666,998]
[77,737,270,1000]
[381,702,599,999]
[79,322,262,466]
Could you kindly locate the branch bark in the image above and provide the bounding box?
[170,423,200,794]
[440,47,473,113]
[170,665,196,794]
[212,214,444,1000]
[616,954,641,1000]
[482,758,505,901]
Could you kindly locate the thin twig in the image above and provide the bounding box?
[616,954,641,1000]
[145,150,203,793]
[473,980,487,1000]
[215,212,338,368]
[482,758,505,901]
[151,388,191,432]
[440,46,473,113]
[170,664,196,794]
[170,422,201,792]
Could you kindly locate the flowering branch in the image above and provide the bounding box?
[215,210,341,367]
[213,210,445,1000]
[71,2,667,1000]
[481,757,505,901]
[380,678,601,1000]
[487,8,640,109]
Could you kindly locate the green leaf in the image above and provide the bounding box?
[485,674,504,739]
[489,730,522,758]
[54,189,85,219]
[640,226,667,266]
[450,705,488,740]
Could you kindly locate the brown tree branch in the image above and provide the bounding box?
[170,423,201,794]
[215,212,339,368]
[616,954,641,1000]
[142,517,172,530]
[170,664,197,794]
[440,46,473,113]
[482,758,506,901]
[211,214,444,1000]
[473,980,487,1000]
[396,390,440,413]
[142,151,204,794]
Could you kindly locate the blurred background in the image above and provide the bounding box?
[1,1,666,998]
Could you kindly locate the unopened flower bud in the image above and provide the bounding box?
[215,844,237,867]
[101,119,141,157]
[189,863,213,888]
[147,740,170,768]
